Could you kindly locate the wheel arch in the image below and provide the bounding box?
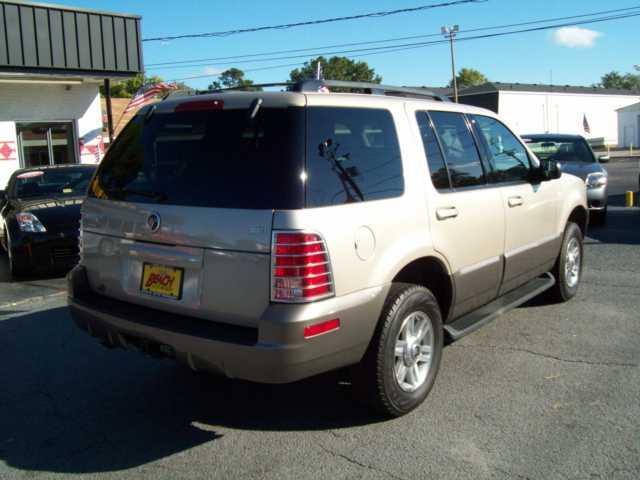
[391,256,455,322]
[567,205,588,237]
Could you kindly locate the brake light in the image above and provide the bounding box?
[175,99,224,112]
[271,231,334,303]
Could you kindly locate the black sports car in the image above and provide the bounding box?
[0,165,97,278]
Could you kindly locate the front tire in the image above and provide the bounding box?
[549,222,583,302]
[353,283,443,417]
[6,234,26,280]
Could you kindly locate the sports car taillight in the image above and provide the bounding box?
[271,231,334,303]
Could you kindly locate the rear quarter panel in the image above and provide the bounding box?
[276,96,449,297]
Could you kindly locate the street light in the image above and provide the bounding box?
[442,25,460,103]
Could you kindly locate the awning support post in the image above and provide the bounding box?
[104,78,114,144]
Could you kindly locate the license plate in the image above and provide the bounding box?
[140,263,184,300]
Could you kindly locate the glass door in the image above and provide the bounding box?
[17,123,76,168]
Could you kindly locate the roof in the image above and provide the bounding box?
[6,0,140,18]
[0,0,143,78]
[616,102,640,112]
[15,164,97,173]
[457,82,640,97]
[520,134,585,141]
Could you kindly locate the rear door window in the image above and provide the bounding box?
[90,107,305,209]
[429,111,485,188]
[306,107,404,207]
[415,111,451,190]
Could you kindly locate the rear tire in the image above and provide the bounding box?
[353,283,443,418]
[548,222,583,303]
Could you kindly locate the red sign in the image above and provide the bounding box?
[0,141,16,161]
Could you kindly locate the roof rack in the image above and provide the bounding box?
[162,88,197,100]
[198,79,449,102]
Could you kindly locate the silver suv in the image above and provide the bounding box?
[69,80,588,417]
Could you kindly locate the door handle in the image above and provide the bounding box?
[508,196,524,207]
[436,206,459,220]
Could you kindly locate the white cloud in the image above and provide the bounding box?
[203,66,222,76]
[553,27,602,48]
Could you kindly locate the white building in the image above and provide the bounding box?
[616,102,640,148]
[0,0,142,188]
[457,82,640,146]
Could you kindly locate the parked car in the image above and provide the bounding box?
[0,164,97,278]
[522,134,609,225]
[68,80,588,417]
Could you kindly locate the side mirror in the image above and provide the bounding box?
[531,159,561,183]
[598,155,610,163]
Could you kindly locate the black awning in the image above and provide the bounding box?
[0,0,143,78]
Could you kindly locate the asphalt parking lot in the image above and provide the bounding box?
[0,160,638,479]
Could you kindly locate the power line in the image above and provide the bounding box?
[147,6,640,68]
[142,0,486,42]
[170,62,312,82]
[163,11,640,76]
[167,10,640,83]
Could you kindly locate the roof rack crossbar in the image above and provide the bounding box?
[295,80,449,102]
[196,80,449,102]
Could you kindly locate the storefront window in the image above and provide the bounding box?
[17,123,76,168]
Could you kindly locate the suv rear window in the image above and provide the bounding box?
[90,107,305,209]
[306,107,404,207]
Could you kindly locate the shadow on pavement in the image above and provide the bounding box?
[0,306,381,475]
[0,251,68,306]
[607,193,638,208]
[586,205,640,246]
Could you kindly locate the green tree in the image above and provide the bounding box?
[598,71,640,90]
[100,73,165,98]
[289,56,382,83]
[449,68,488,89]
[208,68,261,91]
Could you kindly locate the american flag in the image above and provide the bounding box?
[583,114,591,134]
[123,82,178,114]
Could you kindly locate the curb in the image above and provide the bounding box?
[0,290,66,311]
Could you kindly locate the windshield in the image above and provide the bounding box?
[89,107,305,209]
[12,167,96,199]
[523,138,595,163]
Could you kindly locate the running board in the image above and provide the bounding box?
[444,272,555,341]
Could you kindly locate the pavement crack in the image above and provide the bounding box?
[316,441,408,480]
[492,465,533,480]
[450,344,638,368]
[582,280,640,291]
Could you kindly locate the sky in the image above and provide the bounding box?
[62,0,640,90]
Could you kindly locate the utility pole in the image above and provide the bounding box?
[442,25,460,103]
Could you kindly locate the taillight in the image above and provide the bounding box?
[271,231,334,303]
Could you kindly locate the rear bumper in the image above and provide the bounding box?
[10,230,80,272]
[68,265,387,384]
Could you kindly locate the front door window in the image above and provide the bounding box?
[17,123,76,168]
